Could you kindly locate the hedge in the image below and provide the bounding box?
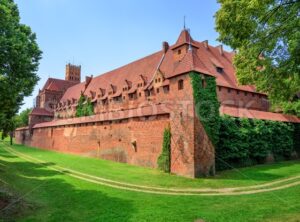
[216,115,298,170]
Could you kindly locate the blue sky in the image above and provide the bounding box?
[15,0,224,112]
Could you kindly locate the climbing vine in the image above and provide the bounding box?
[157,127,171,173]
[76,94,94,117]
[190,72,221,146]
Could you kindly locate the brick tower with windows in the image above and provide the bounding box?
[65,63,81,83]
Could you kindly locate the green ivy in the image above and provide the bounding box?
[157,127,171,173]
[76,94,94,117]
[190,72,221,146]
[216,116,296,170]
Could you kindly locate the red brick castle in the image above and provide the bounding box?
[16,29,300,178]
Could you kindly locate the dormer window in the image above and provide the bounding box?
[178,49,182,55]
[216,67,223,74]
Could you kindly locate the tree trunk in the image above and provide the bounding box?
[9,131,13,145]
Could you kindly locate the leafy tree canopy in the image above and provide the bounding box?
[0,0,42,133]
[215,0,300,116]
[14,108,32,128]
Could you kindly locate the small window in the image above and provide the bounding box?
[139,92,142,97]
[237,90,240,95]
[244,92,248,96]
[156,88,159,93]
[163,85,169,93]
[216,67,223,73]
[228,88,231,93]
[178,49,182,55]
[218,86,222,91]
[202,79,206,88]
[145,90,150,97]
[178,79,184,90]
[252,93,255,97]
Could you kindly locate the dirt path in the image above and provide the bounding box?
[3,145,300,196]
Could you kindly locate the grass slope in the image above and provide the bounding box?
[0,142,300,221]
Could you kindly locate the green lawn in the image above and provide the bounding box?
[1,141,300,221]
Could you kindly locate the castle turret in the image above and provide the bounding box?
[65,63,81,83]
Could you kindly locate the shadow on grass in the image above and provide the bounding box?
[0,150,135,222]
[214,161,300,182]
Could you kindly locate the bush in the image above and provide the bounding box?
[216,116,296,170]
[157,127,171,173]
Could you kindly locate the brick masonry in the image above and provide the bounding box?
[16,73,215,178]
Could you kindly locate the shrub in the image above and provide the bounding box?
[157,127,171,173]
[216,116,296,170]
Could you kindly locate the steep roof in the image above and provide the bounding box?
[60,29,260,103]
[41,78,77,92]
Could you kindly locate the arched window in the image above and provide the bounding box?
[178,79,184,90]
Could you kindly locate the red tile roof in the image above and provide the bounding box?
[220,106,300,123]
[42,78,77,92]
[30,108,54,117]
[60,29,261,103]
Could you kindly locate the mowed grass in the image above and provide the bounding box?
[0,142,300,222]
[8,143,300,189]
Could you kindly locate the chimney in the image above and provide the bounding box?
[85,75,93,89]
[218,45,224,55]
[203,40,209,49]
[162,41,169,53]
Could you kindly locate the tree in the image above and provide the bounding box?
[14,108,32,128]
[215,0,300,116]
[0,0,42,136]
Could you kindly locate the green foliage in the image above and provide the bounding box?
[215,0,300,116]
[76,94,94,117]
[14,108,32,128]
[190,72,220,146]
[0,0,42,134]
[294,123,300,155]
[157,127,171,173]
[217,115,296,170]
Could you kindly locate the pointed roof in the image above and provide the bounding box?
[171,29,198,49]
[41,78,77,92]
[60,29,264,103]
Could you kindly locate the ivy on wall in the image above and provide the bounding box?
[76,94,94,117]
[190,72,221,146]
[157,127,171,173]
[217,115,297,170]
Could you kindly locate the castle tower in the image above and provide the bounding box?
[65,63,81,83]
